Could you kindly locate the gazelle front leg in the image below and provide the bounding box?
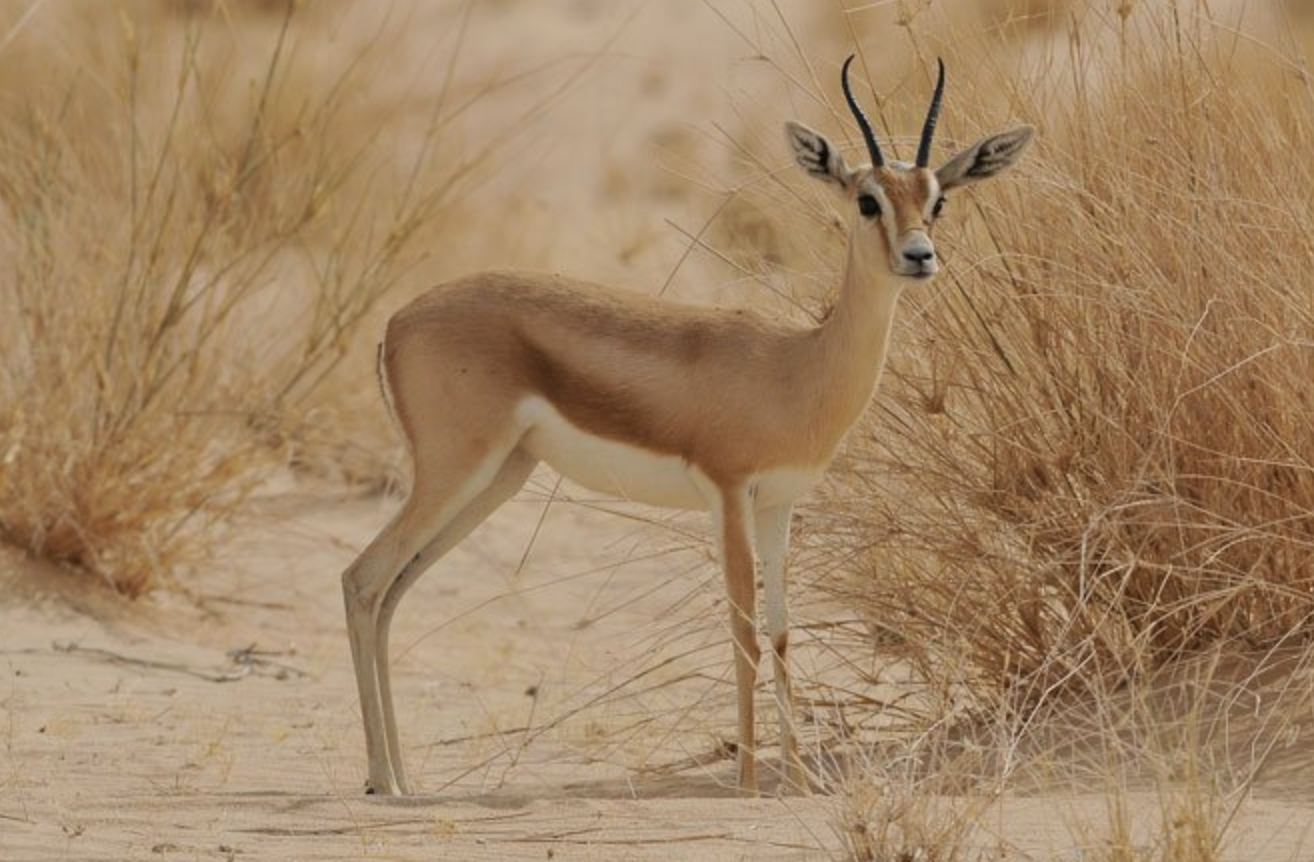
[757,502,808,793]
[711,484,761,795]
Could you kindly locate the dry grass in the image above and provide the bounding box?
[829,748,993,862]
[0,2,483,595]
[822,653,1291,861]
[801,0,1314,723]
[1062,671,1259,862]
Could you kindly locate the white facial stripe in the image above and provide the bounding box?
[857,169,941,277]
[924,175,943,220]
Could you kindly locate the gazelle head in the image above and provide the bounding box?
[786,56,1034,282]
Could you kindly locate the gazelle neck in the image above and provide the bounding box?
[811,223,908,426]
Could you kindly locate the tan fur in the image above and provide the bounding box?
[341,90,1032,799]
[383,263,900,488]
[880,168,937,234]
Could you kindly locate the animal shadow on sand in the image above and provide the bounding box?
[372,751,840,809]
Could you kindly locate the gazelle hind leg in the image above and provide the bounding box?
[756,503,807,793]
[374,448,537,793]
[343,542,406,795]
[341,435,521,795]
[712,486,761,795]
[344,509,454,796]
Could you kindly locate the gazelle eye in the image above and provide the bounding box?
[932,196,947,218]
[857,194,881,218]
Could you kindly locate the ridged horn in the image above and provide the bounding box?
[841,54,884,169]
[916,58,946,169]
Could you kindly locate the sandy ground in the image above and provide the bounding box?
[1,479,859,861]
[4,483,1314,862]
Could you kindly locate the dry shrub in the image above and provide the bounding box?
[831,751,993,862]
[1064,670,1259,862]
[813,1,1314,717]
[1090,770,1229,862]
[0,3,474,594]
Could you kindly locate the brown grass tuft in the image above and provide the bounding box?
[0,3,478,594]
[831,759,990,862]
[806,0,1314,719]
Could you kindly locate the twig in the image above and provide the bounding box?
[49,640,306,683]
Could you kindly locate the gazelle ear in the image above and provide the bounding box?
[936,125,1034,191]
[785,121,856,190]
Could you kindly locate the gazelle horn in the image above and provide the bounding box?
[841,54,885,169]
[916,58,946,169]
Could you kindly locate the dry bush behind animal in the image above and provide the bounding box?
[809,0,1314,724]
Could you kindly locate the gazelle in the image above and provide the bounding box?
[342,55,1033,797]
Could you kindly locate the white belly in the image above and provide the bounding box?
[517,397,707,509]
[515,397,827,511]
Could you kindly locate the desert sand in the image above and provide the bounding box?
[1,485,848,860]
[4,487,1313,860]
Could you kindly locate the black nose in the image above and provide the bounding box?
[903,248,935,265]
